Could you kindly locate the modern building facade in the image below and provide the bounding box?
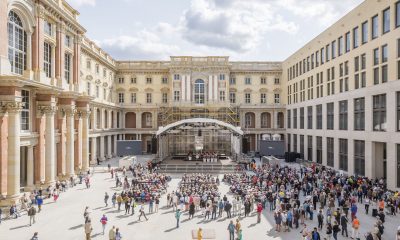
[0,0,399,204]
[284,0,400,190]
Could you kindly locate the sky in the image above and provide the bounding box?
[68,0,364,61]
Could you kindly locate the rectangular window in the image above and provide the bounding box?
[300,107,304,129]
[87,82,91,95]
[293,108,298,129]
[321,47,325,64]
[362,21,368,44]
[274,78,280,84]
[381,65,388,83]
[162,93,168,103]
[229,92,236,104]
[354,140,365,176]
[219,74,225,81]
[162,77,168,84]
[316,136,322,164]
[65,35,71,47]
[382,44,388,63]
[372,15,378,39]
[44,21,52,36]
[374,67,379,84]
[397,92,400,131]
[397,144,400,187]
[326,44,330,61]
[287,109,291,129]
[327,137,334,167]
[260,77,267,84]
[260,93,267,104]
[339,139,348,171]
[331,40,336,59]
[146,77,152,84]
[339,100,348,130]
[353,27,359,48]
[307,106,313,129]
[219,91,225,101]
[146,93,152,103]
[338,36,343,56]
[245,77,251,85]
[118,93,124,103]
[118,77,124,84]
[327,102,334,130]
[21,90,30,131]
[300,135,305,156]
[245,93,251,104]
[382,7,390,34]
[287,134,291,152]
[131,93,136,103]
[131,77,136,84]
[274,94,280,104]
[316,104,322,129]
[354,98,365,131]
[174,74,180,80]
[397,1,400,28]
[43,42,52,78]
[293,134,297,153]
[373,94,386,131]
[361,53,366,69]
[86,60,91,69]
[307,136,313,161]
[64,53,71,83]
[345,32,350,53]
[230,77,236,85]
[174,91,180,102]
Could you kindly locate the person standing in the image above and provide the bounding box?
[155,197,160,213]
[138,204,148,221]
[115,228,122,240]
[364,197,370,215]
[197,228,203,240]
[189,202,196,219]
[256,202,263,223]
[227,220,235,240]
[311,227,321,240]
[317,210,324,230]
[326,223,332,240]
[108,226,116,240]
[218,200,224,218]
[28,206,37,226]
[235,218,241,233]
[84,220,93,240]
[351,215,360,239]
[111,193,117,208]
[332,221,340,240]
[340,213,349,237]
[175,209,182,228]
[104,192,109,207]
[237,229,243,240]
[100,214,108,235]
[37,196,43,213]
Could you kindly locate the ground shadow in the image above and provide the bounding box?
[164,227,178,232]
[9,224,29,230]
[69,224,84,230]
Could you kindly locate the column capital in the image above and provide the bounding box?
[1,101,24,114]
[35,5,46,19]
[77,110,91,119]
[60,106,76,117]
[38,105,57,115]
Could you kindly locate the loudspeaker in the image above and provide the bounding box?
[151,138,157,154]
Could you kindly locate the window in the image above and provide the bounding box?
[293,134,297,152]
[327,102,334,130]
[44,21,52,36]
[307,106,313,129]
[274,78,280,84]
[321,47,325,64]
[339,100,348,130]
[300,107,304,129]
[260,77,266,84]
[382,44,388,63]
[86,60,91,69]
[162,93,168,103]
[229,92,236,104]
[96,86,99,98]
[64,54,71,84]
[230,76,236,85]
[300,135,305,156]
[339,139,348,171]
[382,65,388,83]
[21,90,30,131]
[118,77,124,84]
[174,74,180,80]
[245,77,251,85]
[338,36,343,56]
[293,108,297,129]
[8,11,27,75]
[354,98,365,131]
[374,48,379,65]
[245,114,253,128]
[354,140,365,176]
[287,109,291,129]
[65,35,71,47]
[327,137,334,167]
[146,77,152,84]
[162,77,168,84]
[316,136,322,164]
[316,104,322,129]
[118,93,124,103]
[374,67,379,84]
[219,74,225,81]
[144,113,152,128]
[219,91,225,101]
[382,7,390,34]
[326,44,330,61]
[131,77,136,84]
[353,27,359,48]
[373,94,386,131]
[194,79,205,104]
[397,1,400,28]
[362,21,368,44]
[260,93,266,104]
[274,94,280,104]
[345,32,350,53]
[361,53,366,70]
[307,136,313,161]
[397,144,400,187]
[87,82,91,95]
[372,15,378,39]
[245,93,251,104]
[95,65,99,74]
[131,93,136,103]
[397,92,400,131]
[43,42,52,78]
[331,40,336,59]
[146,93,152,103]
[174,91,180,102]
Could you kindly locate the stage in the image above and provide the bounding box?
[161,156,237,166]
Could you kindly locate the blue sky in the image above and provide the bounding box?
[68,0,364,61]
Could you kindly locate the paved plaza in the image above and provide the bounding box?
[0,156,399,240]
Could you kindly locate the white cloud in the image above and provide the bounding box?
[68,0,96,7]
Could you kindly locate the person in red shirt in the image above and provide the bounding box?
[257,202,263,223]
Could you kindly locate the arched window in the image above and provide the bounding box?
[194,79,205,104]
[244,112,255,128]
[8,11,27,75]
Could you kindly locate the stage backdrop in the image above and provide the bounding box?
[259,140,285,157]
[117,140,142,156]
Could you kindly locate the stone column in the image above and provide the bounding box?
[27,146,34,188]
[65,107,75,176]
[42,105,57,184]
[5,102,23,198]
[99,136,105,161]
[80,110,90,171]
[90,137,97,164]
[35,108,45,184]
[0,112,7,195]
[57,110,66,177]
[74,114,82,171]
[107,135,112,158]
[113,135,118,157]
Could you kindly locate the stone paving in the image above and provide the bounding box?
[0,156,399,240]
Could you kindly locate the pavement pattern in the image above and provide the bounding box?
[0,156,399,240]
